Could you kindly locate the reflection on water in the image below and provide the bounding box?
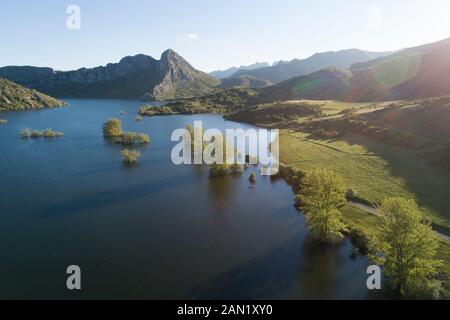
[0,99,372,299]
[208,175,235,211]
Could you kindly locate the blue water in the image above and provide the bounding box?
[0,99,374,299]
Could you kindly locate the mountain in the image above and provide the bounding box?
[209,62,270,79]
[228,49,391,86]
[0,78,66,112]
[258,67,353,102]
[260,38,450,102]
[219,75,272,89]
[347,37,450,101]
[0,50,219,101]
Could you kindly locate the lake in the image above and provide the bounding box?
[0,99,375,299]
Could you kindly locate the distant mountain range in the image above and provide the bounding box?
[0,50,219,101]
[2,38,450,104]
[258,38,450,102]
[225,49,391,86]
[0,78,66,112]
[209,62,270,79]
[219,75,272,89]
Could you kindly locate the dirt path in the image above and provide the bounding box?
[348,201,450,243]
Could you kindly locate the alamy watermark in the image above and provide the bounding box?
[170,121,280,176]
[66,5,81,30]
[367,265,382,290]
[66,265,82,290]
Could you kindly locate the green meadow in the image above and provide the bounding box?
[279,130,450,228]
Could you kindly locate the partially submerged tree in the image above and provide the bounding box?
[43,128,64,138]
[300,169,348,243]
[370,197,442,298]
[121,148,141,164]
[103,118,123,137]
[31,130,43,139]
[121,132,150,145]
[206,134,244,178]
[21,128,31,138]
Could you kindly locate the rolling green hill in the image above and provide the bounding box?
[259,38,450,102]
[139,87,259,116]
[219,75,272,89]
[258,67,353,101]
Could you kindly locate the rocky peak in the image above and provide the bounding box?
[159,49,198,81]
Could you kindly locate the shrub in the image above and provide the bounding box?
[135,115,144,121]
[103,118,123,137]
[121,132,150,145]
[209,164,230,177]
[31,130,43,139]
[121,149,141,164]
[349,227,369,254]
[294,194,303,208]
[21,128,31,138]
[0,119,7,124]
[230,163,244,173]
[43,128,64,138]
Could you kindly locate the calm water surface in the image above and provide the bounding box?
[0,99,375,299]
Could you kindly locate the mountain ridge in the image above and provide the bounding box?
[0,49,219,101]
[227,49,391,86]
[255,38,450,102]
[209,62,270,79]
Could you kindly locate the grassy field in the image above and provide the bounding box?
[224,97,450,228]
[279,130,450,228]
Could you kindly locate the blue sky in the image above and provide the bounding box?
[1,0,450,72]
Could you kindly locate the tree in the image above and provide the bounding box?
[120,149,141,164]
[300,169,347,243]
[121,132,150,145]
[370,197,442,298]
[103,118,123,137]
[21,128,31,138]
[249,172,256,183]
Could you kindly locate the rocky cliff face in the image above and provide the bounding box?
[0,50,218,100]
[150,50,219,100]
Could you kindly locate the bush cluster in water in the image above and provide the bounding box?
[103,118,150,164]
[121,148,141,164]
[21,128,64,139]
[103,118,150,145]
[120,131,150,145]
[0,119,7,124]
[103,118,123,137]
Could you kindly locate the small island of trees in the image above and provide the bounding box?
[21,128,64,139]
[103,118,150,164]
